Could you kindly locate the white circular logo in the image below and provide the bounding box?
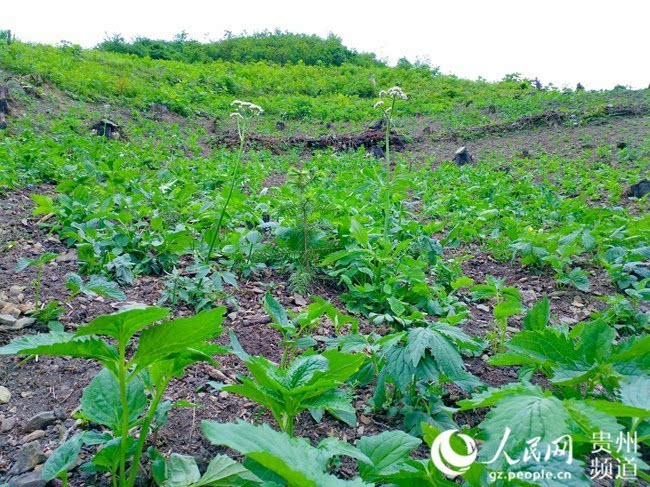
[430,429,478,477]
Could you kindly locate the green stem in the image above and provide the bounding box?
[118,342,129,487]
[127,378,169,487]
[382,97,396,240]
[35,265,42,309]
[205,121,247,262]
[59,471,68,487]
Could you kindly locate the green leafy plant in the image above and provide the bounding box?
[222,332,364,436]
[458,382,650,483]
[261,292,357,367]
[491,310,649,397]
[374,86,407,239]
[471,276,524,352]
[0,306,226,487]
[15,252,59,310]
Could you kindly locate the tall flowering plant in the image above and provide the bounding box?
[374,87,407,239]
[205,100,263,261]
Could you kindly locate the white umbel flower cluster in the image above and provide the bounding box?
[378,86,407,100]
[230,99,264,117]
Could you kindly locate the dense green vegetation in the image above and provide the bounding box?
[0,37,648,486]
[98,31,382,67]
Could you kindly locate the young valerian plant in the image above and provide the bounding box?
[205,100,263,262]
[374,86,407,240]
[0,306,226,487]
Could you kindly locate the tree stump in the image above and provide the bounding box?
[453,146,473,165]
[91,119,121,139]
[0,86,9,115]
[625,180,650,198]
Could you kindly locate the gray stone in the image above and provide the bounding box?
[0,385,11,403]
[7,470,47,487]
[2,416,16,431]
[0,313,17,326]
[9,441,45,475]
[24,411,56,433]
[22,430,46,442]
[0,317,36,332]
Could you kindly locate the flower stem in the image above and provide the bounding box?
[205,121,247,262]
[383,97,396,240]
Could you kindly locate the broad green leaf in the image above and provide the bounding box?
[194,454,261,486]
[478,389,570,462]
[493,299,524,320]
[0,332,118,372]
[76,306,169,341]
[202,420,366,486]
[586,399,650,418]
[42,434,84,481]
[131,307,224,371]
[349,217,369,246]
[578,320,615,363]
[81,368,147,430]
[356,430,421,481]
[458,382,531,410]
[92,436,134,471]
[307,389,356,426]
[523,298,550,331]
[264,293,293,332]
[619,376,650,410]
[316,437,372,465]
[166,453,201,487]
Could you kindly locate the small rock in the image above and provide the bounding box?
[7,469,47,487]
[227,312,237,321]
[476,304,490,313]
[0,317,36,332]
[20,391,33,399]
[2,416,16,431]
[357,426,365,435]
[22,430,46,442]
[218,391,229,399]
[481,354,490,361]
[1,303,20,318]
[293,295,307,306]
[55,251,76,263]
[9,286,26,297]
[9,441,45,475]
[17,303,35,314]
[0,314,18,326]
[24,411,56,433]
[359,415,371,425]
[0,386,11,404]
[560,316,578,325]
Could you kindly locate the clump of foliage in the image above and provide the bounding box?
[0,306,226,487]
[98,30,383,67]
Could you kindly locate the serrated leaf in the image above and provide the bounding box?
[81,368,147,430]
[75,306,169,341]
[523,298,550,331]
[131,307,225,372]
[356,430,421,481]
[202,420,366,486]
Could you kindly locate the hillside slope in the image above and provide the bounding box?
[0,41,649,486]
